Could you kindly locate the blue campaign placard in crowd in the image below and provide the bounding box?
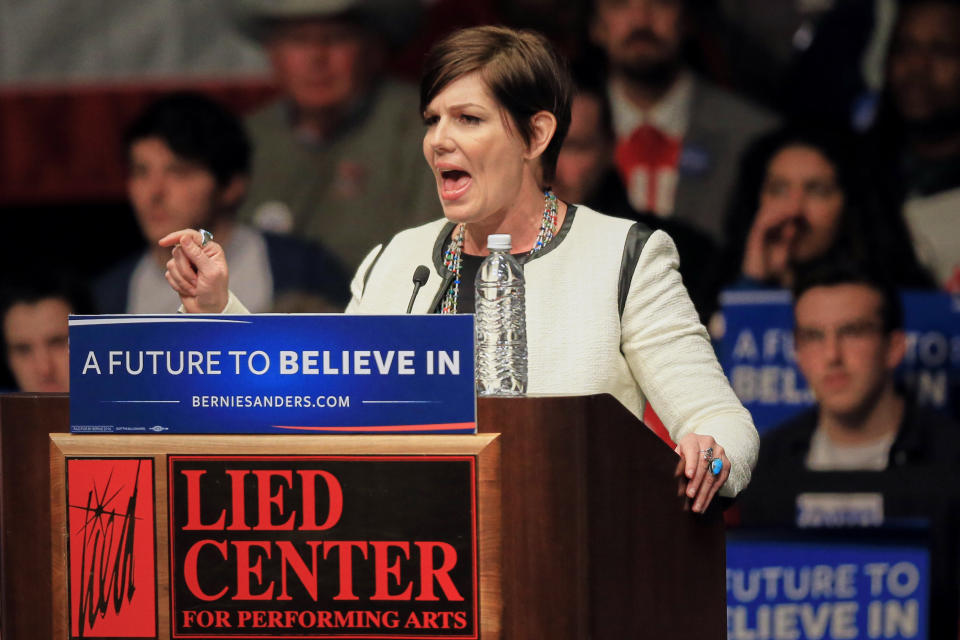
[899,292,960,419]
[69,315,476,434]
[716,290,815,432]
[727,537,930,640]
[717,290,960,433]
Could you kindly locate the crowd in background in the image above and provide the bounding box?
[3,0,959,377]
[1,0,959,632]
[5,0,955,379]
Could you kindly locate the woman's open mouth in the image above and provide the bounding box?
[439,168,472,201]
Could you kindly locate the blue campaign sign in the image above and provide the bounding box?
[899,292,960,419]
[69,315,476,434]
[716,290,815,433]
[717,290,960,433]
[727,536,930,640]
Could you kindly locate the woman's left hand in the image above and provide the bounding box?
[675,433,730,513]
[158,228,230,314]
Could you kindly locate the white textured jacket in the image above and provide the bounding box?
[341,205,759,495]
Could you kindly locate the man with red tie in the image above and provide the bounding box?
[590,0,778,244]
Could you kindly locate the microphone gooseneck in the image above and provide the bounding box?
[406,265,430,313]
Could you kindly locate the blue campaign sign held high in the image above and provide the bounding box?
[69,315,476,434]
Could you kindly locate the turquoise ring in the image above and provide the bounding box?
[710,457,723,476]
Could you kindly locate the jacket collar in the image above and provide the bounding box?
[423,205,580,313]
[429,204,579,273]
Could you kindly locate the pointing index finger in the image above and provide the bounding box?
[158,228,203,248]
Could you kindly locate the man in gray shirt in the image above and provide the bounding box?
[235,0,440,272]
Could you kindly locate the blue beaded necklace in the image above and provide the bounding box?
[440,190,559,314]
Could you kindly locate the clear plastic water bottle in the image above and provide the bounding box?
[475,234,527,396]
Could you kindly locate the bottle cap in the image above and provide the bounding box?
[487,234,512,251]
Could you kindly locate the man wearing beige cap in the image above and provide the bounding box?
[235,0,439,272]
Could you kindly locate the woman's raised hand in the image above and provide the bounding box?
[740,206,801,284]
[158,229,229,314]
[674,432,731,514]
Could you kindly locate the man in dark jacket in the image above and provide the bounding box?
[95,92,348,314]
[738,259,960,637]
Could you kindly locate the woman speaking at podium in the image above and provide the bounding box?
[161,26,759,512]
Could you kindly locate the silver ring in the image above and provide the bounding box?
[199,229,213,247]
[700,447,713,460]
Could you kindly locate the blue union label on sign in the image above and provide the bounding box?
[69,315,476,434]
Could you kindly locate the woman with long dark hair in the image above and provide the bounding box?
[719,125,933,292]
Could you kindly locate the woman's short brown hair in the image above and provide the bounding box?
[420,25,573,185]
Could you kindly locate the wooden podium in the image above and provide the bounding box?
[0,393,69,640]
[476,395,725,639]
[0,393,725,639]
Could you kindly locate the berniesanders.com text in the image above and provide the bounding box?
[192,394,350,409]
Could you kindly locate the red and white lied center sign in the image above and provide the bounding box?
[168,456,478,639]
[66,455,479,640]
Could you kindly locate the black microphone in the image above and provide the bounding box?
[406,265,430,313]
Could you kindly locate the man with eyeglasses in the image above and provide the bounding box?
[756,259,959,471]
[736,260,960,636]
